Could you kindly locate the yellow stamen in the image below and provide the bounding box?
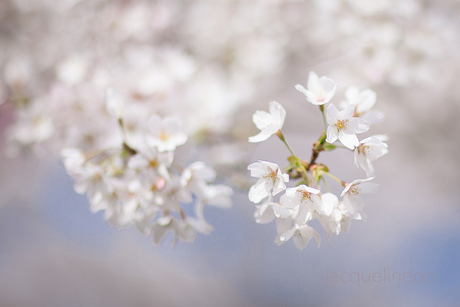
[263,167,278,184]
[336,120,348,131]
[160,132,168,141]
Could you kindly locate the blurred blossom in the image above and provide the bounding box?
[0,0,459,305]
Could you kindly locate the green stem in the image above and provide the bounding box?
[276,130,295,157]
[320,105,327,132]
[323,171,347,187]
[321,176,331,193]
[334,144,351,149]
[277,130,312,185]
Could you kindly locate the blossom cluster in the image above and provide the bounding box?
[0,0,455,247]
[248,72,388,250]
[61,91,232,245]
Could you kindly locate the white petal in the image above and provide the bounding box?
[356,89,376,113]
[307,71,320,91]
[293,232,310,250]
[247,161,266,178]
[269,101,286,127]
[340,103,355,120]
[248,131,272,143]
[310,194,324,213]
[358,182,379,194]
[321,193,339,216]
[326,103,339,125]
[128,154,148,169]
[252,110,272,130]
[354,118,370,133]
[326,125,338,144]
[248,179,268,203]
[254,202,276,224]
[279,226,296,242]
[273,204,293,219]
[339,132,359,149]
[295,84,309,97]
[361,110,384,123]
[276,217,292,235]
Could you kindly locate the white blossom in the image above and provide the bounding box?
[274,217,321,250]
[280,185,323,224]
[354,136,388,176]
[326,103,369,149]
[146,115,188,152]
[248,101,286,143]
[341,178,378,218]
[105,88,125,119]
[295,71,338,105]
[340,87,384,123]
[247,161,289,203]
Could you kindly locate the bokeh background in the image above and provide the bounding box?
[1,0,460,306]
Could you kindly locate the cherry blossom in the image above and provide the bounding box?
[247,161,289,203]
[341,178,379,218]
[248,101,286,143]
[354,136,388,176]
[326,103,369,149]
[146,115,188,152]
[295,71,338,105]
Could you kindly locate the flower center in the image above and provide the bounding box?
[160,132,169,141]
[336,120,348,131]
[349,187,359,195]
[149,159,158,168]
[357,144,370,155]
[299,190,311,202]
[263,167,278,184]
[316,90,325,102]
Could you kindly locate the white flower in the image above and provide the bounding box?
[354,136,388,176]
[248,101,286,143]
[56,55,88,86]
[152,216,197,246]
[247,160,289,203]
[61,148,86,176]
[73,163,107,204]
[105,88,125,118]
[340,87,384,123]
[254,197,277,224]
[280,185,323,224]
[146,115,188,152]
[179,161,233,208]
[179,161,215,201]
[326,103,369,149]
[274,218,321,250]
[341,178,378,218]
[316,193,342,239]
[128,144,173,181]
[295,71,338,105]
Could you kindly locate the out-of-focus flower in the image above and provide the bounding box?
[295,71,338,105]
[146,115,188,152]
[340,87,384,123]
[105,88,125,119]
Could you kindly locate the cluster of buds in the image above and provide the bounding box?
[62,89,232,246]
[247,72,388,250]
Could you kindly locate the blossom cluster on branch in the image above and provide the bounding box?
[62,90,232,245]
[248,72,388,250]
